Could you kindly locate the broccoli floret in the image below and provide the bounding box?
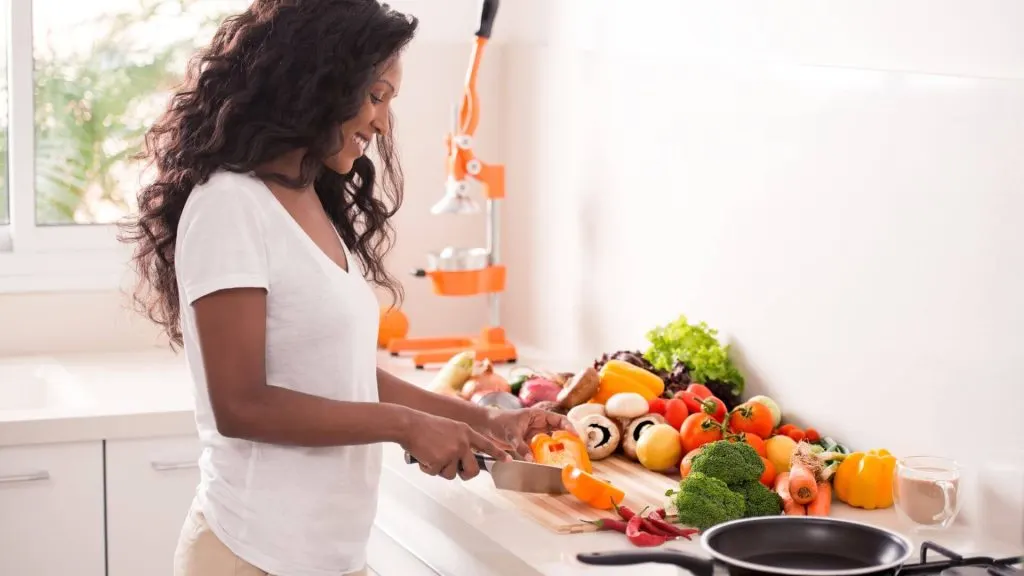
[732,480,783,518]
[690,440,764,486]
[670,472,746,531]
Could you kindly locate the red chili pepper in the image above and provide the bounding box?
[585,518,627,533]
[647,511,698,540]
[654,507,667,517]
[613,502,638,521]
[640,515,675,538]
[625,515,668,547]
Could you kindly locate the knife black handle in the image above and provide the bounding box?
[476,0,499,39]
[404,451,494,471]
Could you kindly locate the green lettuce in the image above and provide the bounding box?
[643,315,745,396]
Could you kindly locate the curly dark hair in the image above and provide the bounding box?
[119,0,418,347]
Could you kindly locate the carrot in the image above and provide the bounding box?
[775,472,806,516]
[787,461,819,505]
[806,482,832,516]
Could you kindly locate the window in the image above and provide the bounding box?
[0,0,248,292]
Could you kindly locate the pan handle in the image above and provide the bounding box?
[576,551,715,575]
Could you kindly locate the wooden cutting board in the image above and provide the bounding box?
[481,456,683,534]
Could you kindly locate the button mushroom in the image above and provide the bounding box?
[577,413,621,460]
[566,403,606,428]
[605,392,650,420]
[622,413,667,460]
[556,367,600,409]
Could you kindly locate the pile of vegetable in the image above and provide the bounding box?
[423,316,904,529]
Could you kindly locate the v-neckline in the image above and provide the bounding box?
[254,176,353,277]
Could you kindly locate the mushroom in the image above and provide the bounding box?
[605,392,649,420]
[566,403,605,428]
[577,414,621,460]
[622,414,667,460]
[556,367,600,409]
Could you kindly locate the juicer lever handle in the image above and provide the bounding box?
[476,0,499,39]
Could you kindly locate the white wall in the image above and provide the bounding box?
[499,0,1024,533]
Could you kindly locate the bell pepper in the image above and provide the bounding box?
[530,431,592,473]
[832,449,897,510]
[591,360,665,404]
[561,463,625,510]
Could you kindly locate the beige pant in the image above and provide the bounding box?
[174,504,368,576]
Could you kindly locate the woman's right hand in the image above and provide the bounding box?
[402,411,511,481]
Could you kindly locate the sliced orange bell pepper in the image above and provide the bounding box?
[561,464,625,510]
[530,431,592,473]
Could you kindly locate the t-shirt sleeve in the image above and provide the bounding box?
[176,182,270,305]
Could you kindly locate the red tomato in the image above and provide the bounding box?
[703,396,728,423]
[663,398,689,430]
[674,390,704,414]
[775,423,806,442]
[728,402,774,439]
[786,428,806,442]
[805,427,821,443]
[674,390,726,422]
[648,398,667,416]
[686,383,714,399]
[728,431,767,457]
[679,413,724,453]
[679,447,704,478]
[759,456,777,487]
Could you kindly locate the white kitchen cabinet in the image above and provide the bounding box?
[366,524,438,576]
[105,435,201,576]
[0,441,105,576]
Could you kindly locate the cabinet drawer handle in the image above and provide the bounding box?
[0,471,50,484]
[151,460,199,472]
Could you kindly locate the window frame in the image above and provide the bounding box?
[0,0,137,294]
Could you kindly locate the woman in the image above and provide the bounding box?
[119,1,575,575]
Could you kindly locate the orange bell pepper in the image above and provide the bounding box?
[530,431,592,473]
[561,464,625,510]
[591,360,665,404]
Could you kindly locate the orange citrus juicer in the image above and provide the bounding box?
[387,0,517,369]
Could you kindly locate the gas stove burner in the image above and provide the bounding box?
[895,541,1023,576]
[942,566,1021,576]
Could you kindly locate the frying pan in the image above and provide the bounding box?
[577,516,914,576]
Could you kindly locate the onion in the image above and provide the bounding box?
[459,360,510,400]
[518,378,561,407]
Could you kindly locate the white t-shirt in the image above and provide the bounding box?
[175,170,383,576]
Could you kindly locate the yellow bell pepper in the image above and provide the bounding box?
[833,449,897,510]
[591,360,665,404]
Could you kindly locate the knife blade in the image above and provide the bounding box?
[403,451,568,494]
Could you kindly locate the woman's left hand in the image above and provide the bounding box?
[479,408,578,461]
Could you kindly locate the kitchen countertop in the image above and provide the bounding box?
[0,348,1021,576]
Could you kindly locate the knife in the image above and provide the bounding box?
[403,451,568,494]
